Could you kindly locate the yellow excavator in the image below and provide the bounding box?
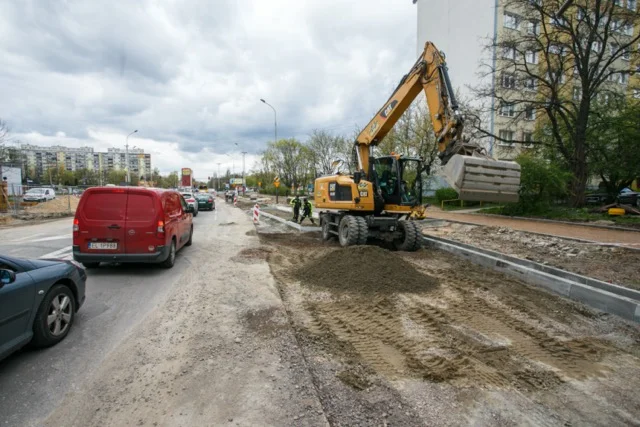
[314,41,521,251]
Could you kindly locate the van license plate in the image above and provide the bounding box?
[89,242,118,250]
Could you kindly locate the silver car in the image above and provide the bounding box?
[181,193,199,217]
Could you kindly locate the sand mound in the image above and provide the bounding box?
[25,197,79,214]
[296,246,438,294]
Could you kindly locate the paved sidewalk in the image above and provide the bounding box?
[427,210,640,248]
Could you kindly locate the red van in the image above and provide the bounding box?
[72,187,194,269]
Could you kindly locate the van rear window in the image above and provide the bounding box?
[126,193,156,221]
[83,193,127,220]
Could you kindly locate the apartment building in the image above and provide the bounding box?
[21,144,152,179]
[492,0,639,160]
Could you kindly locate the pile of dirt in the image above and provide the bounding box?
[24,197,79,214]
[295,246,438,294]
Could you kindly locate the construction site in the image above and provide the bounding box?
[244,198,640,426]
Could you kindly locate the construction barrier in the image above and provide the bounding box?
[234,195,238,207]
[253,204,260,224]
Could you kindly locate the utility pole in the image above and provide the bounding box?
[125,130,138,185]
[241,151,247,195]
[216,162,221,190]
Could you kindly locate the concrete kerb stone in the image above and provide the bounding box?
[422,235,640,323]
[468,212,640,233]
[258,211,319,233]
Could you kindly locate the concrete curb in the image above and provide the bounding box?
[275,205,320,219]
[422,235,640,323]
[258,211,320,233]
[466,212,640,233]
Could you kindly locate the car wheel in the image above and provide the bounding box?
[162,239,176,269]
[31,284,76,348]
[82,262,100,269]
[185,225,193,246]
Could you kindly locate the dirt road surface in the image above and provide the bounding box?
[426,210,640,248]
[263,232,640,426]
[43,204,328,427]
[424,222,640,290]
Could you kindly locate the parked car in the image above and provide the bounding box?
[72,187,194,269]
[195,193,215,211]
[617,188,640,207]
[181,192,199,217]
[0,255,87,362]
[23,188,55,202]
[585,193,610,205]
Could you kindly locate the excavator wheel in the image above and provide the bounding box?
[321,215,334,241]
[355,217,368,245]
[338,215,360,247]
[395,220,421,252]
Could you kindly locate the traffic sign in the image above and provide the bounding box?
[274,181,280,188]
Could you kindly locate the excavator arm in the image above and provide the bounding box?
[354,42,521,203]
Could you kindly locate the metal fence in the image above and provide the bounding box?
[0,183,94,215]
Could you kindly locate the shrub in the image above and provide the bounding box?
[435,187,459,203]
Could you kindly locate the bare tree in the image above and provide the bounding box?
[471,0,640,206]
[0,118,9,161]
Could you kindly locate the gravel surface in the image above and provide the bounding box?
[423,222,640,289]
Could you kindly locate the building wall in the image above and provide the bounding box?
[492,0,639,160]
[20,144,151,180]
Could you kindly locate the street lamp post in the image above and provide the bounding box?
[241,151,247,195]
[260,99,277,143]
[216,162,221,191]
[125,130,138,185]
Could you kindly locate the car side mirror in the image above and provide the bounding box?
[0,269,16,287]
[353,171,362,184]
[186,205,194,213]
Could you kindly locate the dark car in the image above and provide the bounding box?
[0,255,87,362]
[617,188,640,208]
[72,187,194,269]
[196,193,215,211]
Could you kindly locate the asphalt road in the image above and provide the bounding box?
[0,202,224,427]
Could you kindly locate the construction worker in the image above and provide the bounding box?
[299,198,315,225]
[290,194,302,222]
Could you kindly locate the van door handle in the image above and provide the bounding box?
[107,224,121,230]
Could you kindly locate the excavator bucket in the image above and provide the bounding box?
[442,154,521,203]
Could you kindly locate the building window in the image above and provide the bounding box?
[591,41,602,53]
[614,0,623,6]
[502,46,517,60]
[620,72,629,84]
[504,13,519,30]
[524,106,536,121]
[523,77,538,91]
[573,87,582,101]
[549,15,568,26]
[633,89,640,99]
[499,103,516,117]
[526,20,540,35]
[501,73,517,88]
[622,48,631,60]
[629,0,637,11]
[548,70,567,84]
[498,130,515,146]
[525,50,538,64]
[523,132,534,147]
[549,44,568,56]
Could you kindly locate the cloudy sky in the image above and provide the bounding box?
[0,0,494,180]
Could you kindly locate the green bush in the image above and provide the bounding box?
[435,187,459,203]
[261,183,290,195]
[502,154,571,215]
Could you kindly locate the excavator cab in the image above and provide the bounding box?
[372,156,422,208]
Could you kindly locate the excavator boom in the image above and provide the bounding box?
[355,42,520,203]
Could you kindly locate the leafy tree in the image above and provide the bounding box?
[166,171,179,188]
[261,138,308,187]
[471,0,640,206]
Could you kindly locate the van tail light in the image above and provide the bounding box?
[157,220,165,238]
[73,218,79,237]
[187,198,195,203]
[208,198,213,202]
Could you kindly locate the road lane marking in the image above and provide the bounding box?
[11,233,46,242]
[40,246,72,259]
